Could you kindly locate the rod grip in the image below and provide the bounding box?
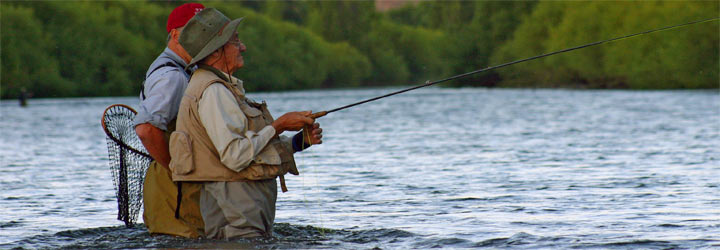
[308,111,328,119]
[301,111,326,148]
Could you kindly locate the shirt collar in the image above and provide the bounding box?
[163,47,194,72]
[198,64,244,89]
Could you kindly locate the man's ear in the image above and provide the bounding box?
[170,28,181,42]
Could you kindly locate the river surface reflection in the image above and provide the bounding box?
[1,88,718,249]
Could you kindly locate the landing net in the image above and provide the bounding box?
[101,104,152,227]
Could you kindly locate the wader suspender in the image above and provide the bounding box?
[174,182,182,219]
[140,61,192,100]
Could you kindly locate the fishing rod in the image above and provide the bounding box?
[306,17,719,119]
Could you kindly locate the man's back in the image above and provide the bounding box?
[134,47,191,131]
[132,3,206,238]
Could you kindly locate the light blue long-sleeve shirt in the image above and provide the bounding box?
[133,47,194,131]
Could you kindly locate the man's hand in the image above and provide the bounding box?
[272,111,314,136]
[306,122,323,145]
[135,123,171,169]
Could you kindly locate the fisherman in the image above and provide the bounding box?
[18,87,28,107]
[170,8,323,239]
[133,3,205,238]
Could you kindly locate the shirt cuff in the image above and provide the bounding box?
[291,131,312,152]
[132,113,168,131]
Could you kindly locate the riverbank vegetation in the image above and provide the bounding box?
[1,1,717,99]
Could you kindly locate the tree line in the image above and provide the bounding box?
[1,1,717,99]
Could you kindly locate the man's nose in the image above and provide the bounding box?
[240,43,247,52]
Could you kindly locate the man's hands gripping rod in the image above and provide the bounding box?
[271,111,325,145]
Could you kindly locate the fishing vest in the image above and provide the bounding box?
[169,68,299,184]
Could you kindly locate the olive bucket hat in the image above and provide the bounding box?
[179,8,243,68]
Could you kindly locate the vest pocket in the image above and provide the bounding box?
[169,131,195,175]
[255,143,282,165]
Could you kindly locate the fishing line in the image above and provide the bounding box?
[305,17,719,120]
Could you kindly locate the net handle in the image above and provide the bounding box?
[102,104,153,159]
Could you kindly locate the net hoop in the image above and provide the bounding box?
[102,104,151,159]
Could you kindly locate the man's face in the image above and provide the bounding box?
[170,27,192,64]
[224,32,246,70]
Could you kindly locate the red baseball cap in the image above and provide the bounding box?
[166,3,205,33]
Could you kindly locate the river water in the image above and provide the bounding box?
[1,87,718,249]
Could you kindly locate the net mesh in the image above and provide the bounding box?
[102,104,152,227]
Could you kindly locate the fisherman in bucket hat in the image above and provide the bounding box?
[169,8,323,239]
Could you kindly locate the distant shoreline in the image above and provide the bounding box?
[2,85,718,101]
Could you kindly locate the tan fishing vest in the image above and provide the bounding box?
[169,69,299,184]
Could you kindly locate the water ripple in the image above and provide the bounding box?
[1,89,719,248]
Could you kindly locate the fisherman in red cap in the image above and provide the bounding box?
[134,3,206,238]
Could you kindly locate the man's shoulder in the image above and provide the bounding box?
[146,60,184,79]
[186,70,222,95]
[142,61,189,98]
[189,69,223,85]
[146,48,187,78]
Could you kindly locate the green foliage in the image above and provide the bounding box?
[0,1,370,98]
[2,1,165,98]
[1,4,72,98]
[360,28,410,84]
[600,1,719,89]
[370,19,450,82]
[492,1,719,89]
[325,42,371,87]
[207,3,370,91]
[306,1,376,43]
[303,1,458,85]
[388,1,536,86]
[263,1,309,25]
[392,1,476,31]
[1,0,717,99]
